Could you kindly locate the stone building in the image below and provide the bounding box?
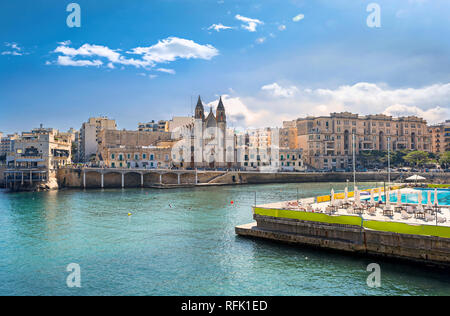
[138,120,168,132]
[429,120,450,154]
[79,117,117,162]
[8,127,71,170]
[295,112,432,170]
[96,129,173,168]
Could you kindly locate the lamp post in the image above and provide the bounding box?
[387,136,391,187]
[352,132,356,190]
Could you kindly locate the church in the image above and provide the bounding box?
[192,95,229,168]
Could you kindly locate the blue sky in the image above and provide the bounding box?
[1,0,449,134]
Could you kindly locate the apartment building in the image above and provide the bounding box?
[96,129,173,168]
[9,126,72,170]
[79,117,117,162]
[280,120,299,149]
[296,112,431,170]
[138,120,168,132]
[429,120,450,154]
[0,133,19,157]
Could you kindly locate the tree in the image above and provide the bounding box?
[439,151,450,169]
[404,151,429,167]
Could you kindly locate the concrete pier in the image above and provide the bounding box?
[236,213,450,268]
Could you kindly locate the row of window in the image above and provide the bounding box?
[111,153,161,161]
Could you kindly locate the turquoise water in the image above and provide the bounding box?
[365,188,450,205]
[0,182,449,296]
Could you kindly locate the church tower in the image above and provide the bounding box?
[194,95,205,120]
[216,96,226,123]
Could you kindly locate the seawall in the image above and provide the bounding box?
[236,214,450,268]
[56,168,450,189]
[0,167,4,187]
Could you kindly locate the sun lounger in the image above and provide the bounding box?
[424,214,434,222]
[368,207,377,216]
[437,216,446,224]
[401,210,412,220]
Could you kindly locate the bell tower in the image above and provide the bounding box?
[216,96,226,123]
[195,95,205,120]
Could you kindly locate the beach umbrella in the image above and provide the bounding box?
[344,187,348,204]
[427,190,432,208]
[378,188,382,204]
[397,190,402,206]
[331,189,335,206]
[386,188,391,208]
[355,187,361,208]
[417,190,423,210]
[370,189,375,204]
[434,188,439,206]
[406,175,426,181]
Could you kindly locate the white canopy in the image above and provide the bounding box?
[331,189,335,206]
[386,188,391,208]
[397,190,402,206]
[370,189,375,204]
[406,175,426,181]
[344,187,348,203]
[427,190,432,207]
[378,188,382,204]
[417,191,423,210]
[355,186,361,208]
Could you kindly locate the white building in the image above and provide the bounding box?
[79,117,116,162]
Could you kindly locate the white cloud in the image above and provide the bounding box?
[1,42,24,56]
[278,25,286,31]
[235,14,263,32]
[207,95,274,129]
[128,37,219,64]
[383,104,447,124]
[292,14,305,22]
[225,82,450,129]
[57,56,103,67]
[255,37,266,44]
[261,82,298,97]
[207,23,233,32]
[50,37,219,71]
[156,68,176,75]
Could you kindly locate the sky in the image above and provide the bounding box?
[0,0,449,134]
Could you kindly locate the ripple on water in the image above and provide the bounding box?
[0,184,449,296]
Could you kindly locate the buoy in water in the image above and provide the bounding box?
[128,213,132,216]
[230,201,234,205]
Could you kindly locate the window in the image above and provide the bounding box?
[111,153,115,160]
[134,154,139,160]
[143,154,147,159]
